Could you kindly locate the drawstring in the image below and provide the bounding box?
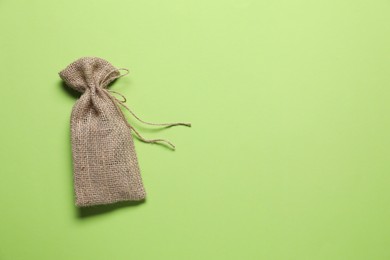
[99,68,191,150]
[100,67,130,87]
[108,90,191,127]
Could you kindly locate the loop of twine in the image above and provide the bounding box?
[100,68,191,150]
[100,68,129,87]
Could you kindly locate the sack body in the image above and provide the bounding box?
[59,57,146,207]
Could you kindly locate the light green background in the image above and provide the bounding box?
[1,0,390,259]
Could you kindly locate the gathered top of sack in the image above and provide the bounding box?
[59,57,121,93]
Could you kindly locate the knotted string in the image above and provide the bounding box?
[99,68,191,150]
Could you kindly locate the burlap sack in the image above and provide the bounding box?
[59,57,190,207]
[59,57,191,207]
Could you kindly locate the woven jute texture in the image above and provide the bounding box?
[59,57,146,207]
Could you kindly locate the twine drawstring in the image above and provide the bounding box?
[99,68,191,150]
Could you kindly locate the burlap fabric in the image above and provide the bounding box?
[59,57,146,207]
